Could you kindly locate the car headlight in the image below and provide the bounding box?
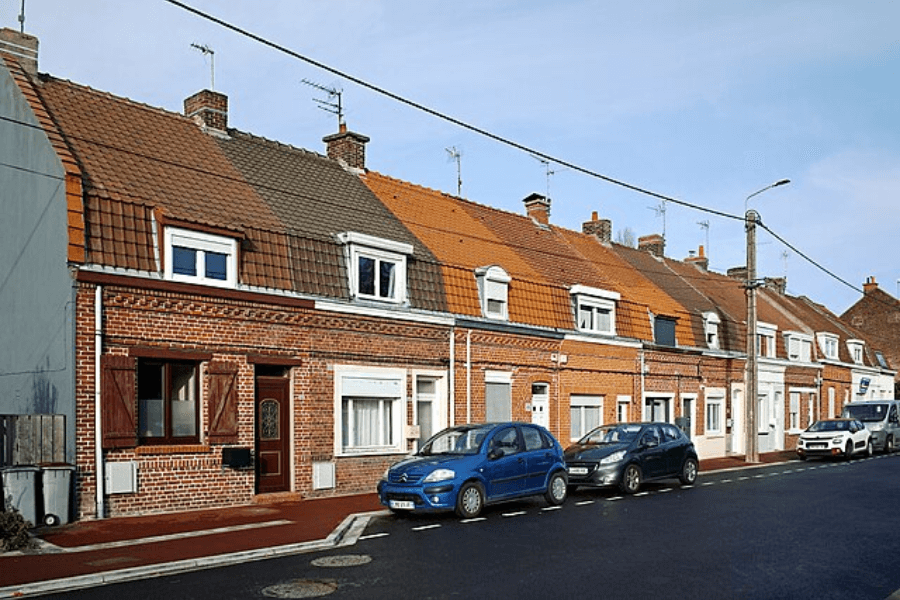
[870,423,883,432]
[600,450,626,465]
[382,467,391,480]
[831,437,843,445]
[423,468,455,483]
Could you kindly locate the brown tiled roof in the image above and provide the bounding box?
[216,132,446,310]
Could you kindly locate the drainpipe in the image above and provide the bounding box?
[94,285,105,519]
[466,330,472,424]
[449,327,455,427]
[639,350,646,421]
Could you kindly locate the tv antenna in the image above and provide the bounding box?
[781,250,790,277]
[531,155,565,200]
[697,220,709,257]
[648,200,667,240]
[446,146,462,197]
[18,0,26,32]
[190,43,215,90]
[302,79,344,127]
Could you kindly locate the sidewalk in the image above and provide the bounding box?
[0,451,796,598]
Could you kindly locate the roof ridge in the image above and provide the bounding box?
[39,74,191,123]
[227,128,330,161]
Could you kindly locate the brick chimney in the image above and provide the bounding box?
[685,245,709,271]
[764,277,787,295]
[523,193,550,225]
[184,89,228,132]
[727,266,748,281]
[863,276,879,294]
[638,233,665,257]
[323,123,369,171]
[0,28,38,76]
[582,211,612,244]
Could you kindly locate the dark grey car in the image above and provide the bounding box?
[564,422,699,494]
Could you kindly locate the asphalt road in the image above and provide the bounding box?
[58,453,900,599]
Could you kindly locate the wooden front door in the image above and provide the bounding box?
[255,376,290,493]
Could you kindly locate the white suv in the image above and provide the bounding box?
[796,418,872,460]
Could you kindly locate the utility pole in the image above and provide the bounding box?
[744,179,790,463]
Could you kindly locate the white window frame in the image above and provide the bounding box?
[476,265,511,320]
[412,370,447,450]
[571,285,620,336]
[703,312,720,349]
[616,396,631,423]
[164,227,238,288]
[756,322,777,358]
[705,396,724,436]
[570,395,604,441]
[817,332,839,360]
[484,370,513,421]
[784,332,813,362]
[846,340,865,365]
[334,366,406,456]
[337,232,412,304]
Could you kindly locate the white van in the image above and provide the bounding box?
[841,400,900,453]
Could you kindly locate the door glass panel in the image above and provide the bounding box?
[260,398,280,440]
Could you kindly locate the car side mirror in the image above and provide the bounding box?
[488,448,503,460]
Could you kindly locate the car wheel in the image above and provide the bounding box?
[620,464,642,494]
[545,471,568,506]
[679,457,699,485]
[456,481,485,518]
[845,441,854,461]
[885,436,894,454]
[866,439,873,457]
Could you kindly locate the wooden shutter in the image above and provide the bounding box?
[208,361,240,444]
[102,355,137,449]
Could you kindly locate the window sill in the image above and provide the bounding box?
[136,444,211,455]
[337,448,404,458]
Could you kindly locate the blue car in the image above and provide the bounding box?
[377,422,568,518]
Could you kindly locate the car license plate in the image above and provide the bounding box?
[809,443,825,449]
[569,467,588,475]
[389,500,414,510]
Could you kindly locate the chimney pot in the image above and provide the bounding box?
[685,245,709,271]
[0,28,38,76]
[638,233,665,257]
[582,210,612,243]
[323,125,370,171]
[863,276,879,294]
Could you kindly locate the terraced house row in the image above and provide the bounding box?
[1,29,894,520]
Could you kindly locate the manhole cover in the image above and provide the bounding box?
[261,579,337,598]
[311,554,372,568]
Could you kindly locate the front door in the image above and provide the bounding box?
[530,383,549,429]
[256,376,290,494]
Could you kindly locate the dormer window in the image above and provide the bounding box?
[337,232,412,304]
[847,340,865,365]
[784,332,813,362]
[703,312,720,349]
[570,285,619,335]
[653,315,677,347]
[475,265,510,320]
[817,332,839,360]
[164,227,237,288]
[756,322,777,358]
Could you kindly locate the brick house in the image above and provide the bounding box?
[841,276,900,396]
[3,27,894,523]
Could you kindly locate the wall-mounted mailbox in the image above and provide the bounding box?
[221,447,252,469]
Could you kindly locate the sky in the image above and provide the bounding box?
[6,0,899,314]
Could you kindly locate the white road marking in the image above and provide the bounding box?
[411,524,442,531]
[501,511,527,518]
[460,517,486,524]
[575,500,595,506]
[359,532,390,540]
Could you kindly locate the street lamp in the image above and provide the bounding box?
[744,178,790,463]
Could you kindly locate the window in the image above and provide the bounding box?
[653,316,677,347]
[756,322,777,358]
[476,266,511,320]
[415,376,437,448]
[875,351,889,369]
[570,395,603,440]
[164,227,237,288]
[789,392,800,431]
[785,332,812,362]
[847,340,865,365]
[705,397,723,435]
[485,371,512,422]
[570,286,619,335]
[616,397,630,423]
[337,232,412,304]
[703,312,720,349]
[334,367,405,455]
[817,332,839,360]
[138,359,199,444]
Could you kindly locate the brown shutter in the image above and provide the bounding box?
[208,361,240,444]
[101,355,137,449]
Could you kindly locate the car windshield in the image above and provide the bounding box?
[842,404,887,422]
[808,420,850,432]
[580,424,642,445]
[418,425,492,456]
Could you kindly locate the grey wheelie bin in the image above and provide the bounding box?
[1,465,40,526]
[40,464,75,526]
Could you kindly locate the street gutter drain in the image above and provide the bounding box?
[262,579,337,598]
[311,554,373,568]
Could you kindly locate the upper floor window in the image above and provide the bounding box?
[164,227,237,288]
[703,312,720,349]
[337,232,412,304]
[653,315,677,347]
[784,332,813,362]
[847,340,865,365]
[475,265,511,320]
[817,332,839,360]
[571,285,619,335]
[756,322,777,358]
